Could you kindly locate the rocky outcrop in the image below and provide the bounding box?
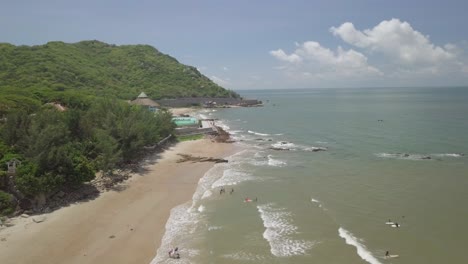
[176,154,228,163]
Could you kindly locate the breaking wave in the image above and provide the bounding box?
[257,203,315,257]
[248,130,270,136]
[338,228,382,264]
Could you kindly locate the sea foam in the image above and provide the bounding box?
[257,203,315,257]
[222,251,270,261]
[267,155,286,167]
[432,153,464,158]
[150,203,202,264]
[248,130,270,136]
[375,153,432,160]
[338,228,382,264]
[212,168,254,188]
[271,141,327,152]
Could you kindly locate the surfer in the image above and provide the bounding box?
[394,222,400,227]
[385,251,390,257]
[230,188,234,194]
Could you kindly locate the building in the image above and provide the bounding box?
[130,92,160,112]
[172,117,200,127]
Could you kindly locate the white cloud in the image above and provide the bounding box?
[269,18,468,87]
[210,75,231,87]
[330,18,455,66]
[270,41,381,79]
[270,49,302,63]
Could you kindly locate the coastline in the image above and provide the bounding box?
[0,139,237,264]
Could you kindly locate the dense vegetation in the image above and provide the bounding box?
[0,40,237,215]
[0,40,239,117]
[0,100,175,214]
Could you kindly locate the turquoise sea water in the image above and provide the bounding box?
[152,87,468,264]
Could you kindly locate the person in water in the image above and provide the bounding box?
[394,222,400,227]
[385,251,390,257]
[230,188,234,194]
[169,247,180,259]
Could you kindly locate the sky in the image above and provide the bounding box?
[1,0,468,90]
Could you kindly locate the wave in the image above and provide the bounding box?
[432,153,464,158]
[212,168,255,188]
[271,141,296,149]
[271,141,327,152]
[150,203,203,264]
[315,141,328,144]
[197,205,205,212]
[267,155,286,167]
[257,203,315,257]
[311,198,323,208]
[338,228,382,264]
[248,130,270,136]
[376,152,464,160]
[375,153,432,160]
[208,225,222,231]
[222,251,270,261]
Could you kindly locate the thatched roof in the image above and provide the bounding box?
[130,92,160,107]
[137,92,148,98]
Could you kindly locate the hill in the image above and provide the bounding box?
[0,40,238,114]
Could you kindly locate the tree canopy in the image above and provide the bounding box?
[0,40,232,214]
[0,40,239,117]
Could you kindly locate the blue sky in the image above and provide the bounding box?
[1,0,467,89]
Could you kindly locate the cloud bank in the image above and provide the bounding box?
[271,18,467,87]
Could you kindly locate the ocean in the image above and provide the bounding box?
[151,87,468,264]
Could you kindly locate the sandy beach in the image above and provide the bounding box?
[0,139,236,264]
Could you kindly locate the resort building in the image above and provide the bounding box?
[172,117,200,127]
[130,92,160,112]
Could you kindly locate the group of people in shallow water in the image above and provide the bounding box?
[219,186,257,203]
[219,186,235,195]
[168,247,179,259]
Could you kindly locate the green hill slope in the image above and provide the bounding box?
[0,40,238,113]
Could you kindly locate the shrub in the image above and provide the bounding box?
[0,190,15,216]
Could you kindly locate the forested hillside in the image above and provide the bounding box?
[0,40,235,215]
[0,40,238,116]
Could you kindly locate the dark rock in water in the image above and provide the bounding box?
[280,141,288,144]
[403,153,410,157]
[421,156,431,160]
[311,147,327,152]
[269,147,290,151]
[267,139,273,141]
[255,138,263,141]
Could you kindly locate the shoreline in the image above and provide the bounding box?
[0,139,237,264]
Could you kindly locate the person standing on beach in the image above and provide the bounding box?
[230,188,234,194]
